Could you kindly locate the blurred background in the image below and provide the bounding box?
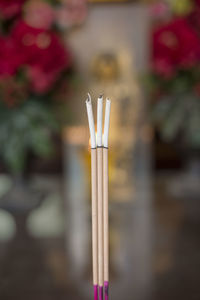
[0,0,200,299]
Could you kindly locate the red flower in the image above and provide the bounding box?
[151,58,175,78]
[152,18,200,76]
[27,67,57,94]
[0,36,24,76]
[9,20,72,93]
[0,0,25,19]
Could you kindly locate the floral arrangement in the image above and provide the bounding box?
[147,0,200,149]
[0,0,87,173]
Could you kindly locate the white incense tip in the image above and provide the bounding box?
[103,98,111,148]
[86,93,96,148]
[97,95,103,147]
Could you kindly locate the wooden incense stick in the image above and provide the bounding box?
[86,94,98,300]
[103,98,111,300]
[97,146,103,299]
[103,147,109,300]
[91,148,98,300]
[97,95,104,300]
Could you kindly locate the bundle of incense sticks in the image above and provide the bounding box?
[86,94,111,300]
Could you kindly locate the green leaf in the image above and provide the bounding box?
[0,98,59,173]
[29,127,54,157]
[2,135,27,173]
[161,97,186,141]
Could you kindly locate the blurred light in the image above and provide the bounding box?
[27,194,64,238]
[0,210,16,241]
[37,33,51,49]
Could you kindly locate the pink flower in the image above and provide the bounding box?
[0,0,25,19]
[56,0,87,29]
[23,0,55,30]
[152,18,200,76]
[149,2,170,19]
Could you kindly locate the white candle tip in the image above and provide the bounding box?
[106,97,111,104]
[86,93,91,104]
[88,93,91,100]
[97,95,103,147]
[86,93,96,148]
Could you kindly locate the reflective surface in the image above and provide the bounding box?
[0,172,200,299]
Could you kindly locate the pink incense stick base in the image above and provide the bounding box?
[104,281,109,300]
[94,285,98,300]
[99,286,103,300]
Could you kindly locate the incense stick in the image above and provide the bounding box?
[97,146,103,300]
[97,95,104,299]
[91,148,98,300]
[86,94,111,300]
[103,98,111,300]
[86,94,98,300]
